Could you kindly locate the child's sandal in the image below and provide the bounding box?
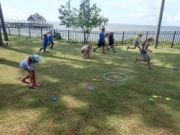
[33,83,41,87]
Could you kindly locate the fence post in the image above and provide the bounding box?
[171,31,176,48]
[28,26,31,38]
[121,32,125,45]
[68,30,70,42]
[8,26,11,36]
[40,28,43,39]
[18,26,20,37]
[84,31,86,43]
[75,31,77,42]
[146,31,148,39]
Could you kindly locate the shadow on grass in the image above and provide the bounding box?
[0,58,19,68]
[1,59,180,134]
[0,37,180,134]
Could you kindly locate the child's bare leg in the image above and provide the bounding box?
[131,46,136,49]
[137,46,141,52]
[39,48,43,52]
[106,44,109,51]
[44,47,46,52]
[147,59,152,69]
[22,75,30,81]
[83,53,87,58]
[87,51,90,58]
[32,70,36,84]
[93,47,99,52]
[112,46,116,53]
[102,46,105,53]
[50,42,54,49]
[135,58,145,63]
[29,72,33,85]
[29,71,36,84]
[127,46,136,49]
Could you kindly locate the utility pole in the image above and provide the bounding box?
[155,0,165,49]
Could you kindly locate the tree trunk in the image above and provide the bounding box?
[83,29,91,43]
[0,4,8,41]
[85,32,90,43]
[0,26,4,45]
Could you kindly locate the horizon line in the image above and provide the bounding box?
[5,19,180,27]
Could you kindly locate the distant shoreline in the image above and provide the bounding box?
[53,23,180,32]
[5,19,180,31]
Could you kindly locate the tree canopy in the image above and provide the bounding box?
[58,0,108,42]
[27,13,47,24]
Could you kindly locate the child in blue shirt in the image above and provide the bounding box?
[93,28,106,54]
[39,33,49,52]
[48,31,54,49]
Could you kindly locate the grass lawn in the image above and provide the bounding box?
[0,36,180,135]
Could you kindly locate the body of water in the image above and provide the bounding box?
[7,22,180,45]
[52,22,180,32]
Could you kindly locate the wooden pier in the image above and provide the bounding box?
[1,22,53,28]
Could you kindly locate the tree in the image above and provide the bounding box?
[58,0,108,42]
[0,3,8,41]
[27,13,47,24]
[58,0,76,28]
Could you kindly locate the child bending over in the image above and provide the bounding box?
[81,44,92,58]
[20,54,41,88]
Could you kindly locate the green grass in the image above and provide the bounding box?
[0,36,180,135]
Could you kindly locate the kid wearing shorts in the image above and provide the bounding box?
[81,44,92,58]
[39,33,49,52]
[127,33,143,52]
[135,37,154,69]
[94,28,106,54]
[20,54,41,88]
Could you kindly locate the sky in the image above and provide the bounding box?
[1,0,180,26]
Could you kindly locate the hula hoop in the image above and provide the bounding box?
[103,72,128,82]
